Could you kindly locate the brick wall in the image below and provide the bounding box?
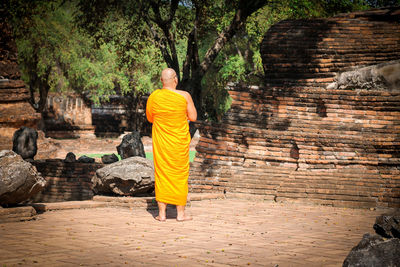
[261,7,400,88]
[43,93,95,138]
[0,21,40,150]
[30,160,103,202]
[189,8,400,208]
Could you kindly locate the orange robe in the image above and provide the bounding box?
[146,89,191,206]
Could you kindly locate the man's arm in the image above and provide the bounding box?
[184,92,197,122]
[146,94,154,123]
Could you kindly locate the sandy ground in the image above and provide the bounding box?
[0,198,384,266]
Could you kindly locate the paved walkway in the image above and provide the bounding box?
[0,198,385,267]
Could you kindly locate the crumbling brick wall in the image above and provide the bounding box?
[261,7,400,88]
[189,7,400,208]
[43,93,94,139]
[30,160,103,202]
[0,21,40,150]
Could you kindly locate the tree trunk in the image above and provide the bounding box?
[28,68,50,113]
[180,74,202,138]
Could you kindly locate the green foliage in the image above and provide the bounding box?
[127,45,165,95]
[282,0,364,18]
[369,0,400,7]
[219,55,247,82]
[200,3,293,121]
[11,1,131,106]
[86,10,165,96]
[277,0,400,19]
[9,0,167,109]
[202,55,241,121]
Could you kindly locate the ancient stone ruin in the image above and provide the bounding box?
[43,93,94,139]
[190,7,400,208]
[0,21,60,160]
[0,21,41,151]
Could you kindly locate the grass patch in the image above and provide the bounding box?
[189,151,197,162]
[79,151,197,162]
[144,151,197,162]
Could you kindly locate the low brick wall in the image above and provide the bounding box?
[30,159,104,203]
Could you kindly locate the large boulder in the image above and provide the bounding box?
[0,150,46,206]
[92,156,154,196]
[12,127,38,160]
[116,131,145,159]
[343,233,400,267]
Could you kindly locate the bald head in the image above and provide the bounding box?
[161,68,177,89]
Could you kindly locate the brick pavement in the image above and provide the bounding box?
[0,198,386,267]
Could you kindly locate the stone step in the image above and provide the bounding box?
[0,206,37,223]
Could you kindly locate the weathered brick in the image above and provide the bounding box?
[190,8,400,209]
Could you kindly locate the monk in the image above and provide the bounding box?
[146,68,197,222]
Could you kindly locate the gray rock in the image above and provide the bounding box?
[343,233,400,267]
[101,153,119,164]
[64,152,76,163]
[92,156,154,196]
[0,150,46,206]
[374,211,400,239]
[12,127,38,160]
[116,131,145,159]
[77,155,95,163]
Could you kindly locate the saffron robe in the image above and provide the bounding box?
[146,89,191,206]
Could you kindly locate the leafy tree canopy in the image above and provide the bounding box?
[3,0,163,112]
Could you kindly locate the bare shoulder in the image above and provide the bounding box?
[175,90,192,102]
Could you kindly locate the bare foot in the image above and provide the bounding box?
[176,215,193,222]
[155,216,166,222]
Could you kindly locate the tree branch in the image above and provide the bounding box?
[149,0,180,78]
[143,15,174,67]
[149,0,165,25]
[183,0,201,83]
[197,0,268,77]
[168,0,179,25]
